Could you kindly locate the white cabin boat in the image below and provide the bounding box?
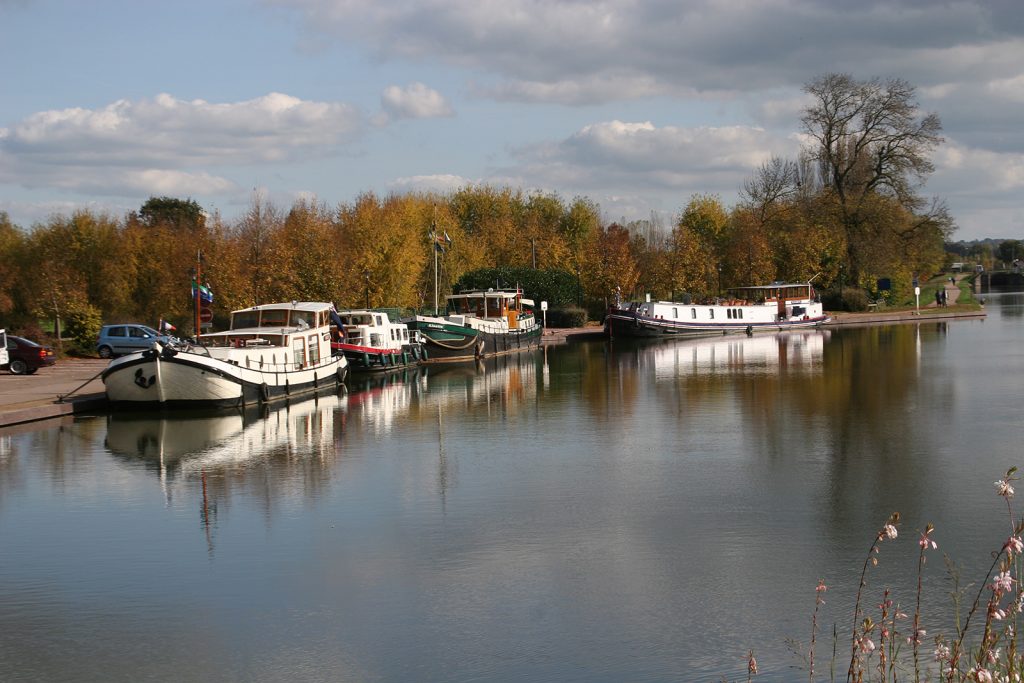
[330,309,425,372]
[102,301,348,408]
[606,282,829,338]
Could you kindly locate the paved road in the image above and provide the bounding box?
[0,358,106,407]
[0,358,108,427]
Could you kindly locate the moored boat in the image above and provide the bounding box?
[606,282,830,338]
[102,301,348,408]
[404,288,543,362]
[330,308,426,372]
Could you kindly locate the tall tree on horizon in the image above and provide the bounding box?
[801,73,952,283]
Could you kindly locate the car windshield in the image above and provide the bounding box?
[139,326,159,336]
[14,337,39,347]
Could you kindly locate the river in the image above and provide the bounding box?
[2,294,1023,682]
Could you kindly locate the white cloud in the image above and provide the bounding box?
[0,92,361,196]
[506,120,794,195]
[379,83,453,121]
[282,1,1024,98]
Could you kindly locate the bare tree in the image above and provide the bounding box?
[742,156,800,222]
[802,73,946,279]
[803,74,943,208]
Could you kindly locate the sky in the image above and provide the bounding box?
[1,0,1022,242]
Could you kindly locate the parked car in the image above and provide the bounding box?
[3,335,57,374]
[96,324,177,358]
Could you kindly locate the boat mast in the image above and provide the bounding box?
[193,250,202,343]
[432,207,439,315]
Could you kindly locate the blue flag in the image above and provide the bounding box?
[191,279,213,304]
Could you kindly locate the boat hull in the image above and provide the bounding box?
[407,319,543,362]
[335,342,425,373]
[102,346,348,408]
[606,310,830,338]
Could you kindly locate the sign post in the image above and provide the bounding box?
[541,300,548,329]
[914,286,921,315]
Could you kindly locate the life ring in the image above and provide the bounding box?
[475,339,486,358]
[259,382,270,402]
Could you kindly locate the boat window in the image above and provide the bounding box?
[291,310,315,329]
[738,309,743,319]
[709,309,714,319]
[232,311,260,329]
[672,307,678,319]
[292,337,306,369]
[691,309,696,319]
[260,310,289,327]
[307,334,320,365]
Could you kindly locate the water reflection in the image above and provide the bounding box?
[419,351,540,414]
[105,390,345,475]
[3,311,1022,682]
[618,329,829,378]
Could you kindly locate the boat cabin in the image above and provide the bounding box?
[333,310,413,351]
[198,302,335,371]
[445,290,534,329]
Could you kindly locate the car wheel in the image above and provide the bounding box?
[9,359,27,375]
[98,346,113,359]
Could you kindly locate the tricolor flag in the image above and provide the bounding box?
[191,279,214,304]
[158,319,177,333]
[431,229,453,253]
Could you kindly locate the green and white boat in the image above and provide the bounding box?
[404,289,543,363]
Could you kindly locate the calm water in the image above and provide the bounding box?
[2,296,1024,682]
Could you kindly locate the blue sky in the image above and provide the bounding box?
[1,0,1022,241]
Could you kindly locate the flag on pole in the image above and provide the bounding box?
[431,229,453,253]
[158,319,177,333]
[191,279,214,304]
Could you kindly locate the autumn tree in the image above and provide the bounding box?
[0,212,26,316]
[229,192,284,308]
[582,223,640,307]
[138,196,206,231]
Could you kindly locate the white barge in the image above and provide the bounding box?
[606,282,830,338]
[102,301,348,408]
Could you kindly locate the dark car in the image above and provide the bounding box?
[4,335,57,374]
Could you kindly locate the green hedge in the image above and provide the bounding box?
[544,307,587,328]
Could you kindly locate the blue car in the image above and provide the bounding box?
[96,324,177,358]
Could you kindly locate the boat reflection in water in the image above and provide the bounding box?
[344,367,426,432]
[617,329,829,379]
[417,348,541,414]
[105,387,345,476]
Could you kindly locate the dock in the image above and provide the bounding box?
[0,358,108,429]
